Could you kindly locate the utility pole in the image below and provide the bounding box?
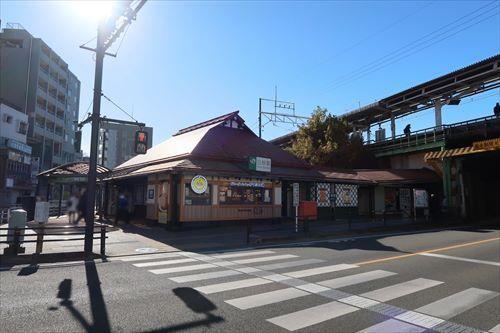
[82,0,147,256]
[101,130,107,166]
[258,98,262,138]
[84,20,106,255]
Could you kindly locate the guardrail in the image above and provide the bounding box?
[0,224,108,256]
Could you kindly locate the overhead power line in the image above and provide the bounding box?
[321,1,499,92]
[101,92,139,123]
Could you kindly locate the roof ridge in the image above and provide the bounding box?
[173,110,240,136]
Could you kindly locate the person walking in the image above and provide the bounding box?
[403,124,411,137]
[494,102,500,117]
[117,193,130,224]
[75,189,87,224]
[67,192,79,224]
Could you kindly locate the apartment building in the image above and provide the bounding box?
[0,23,82,175]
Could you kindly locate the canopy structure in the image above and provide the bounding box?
[38,161,110,181]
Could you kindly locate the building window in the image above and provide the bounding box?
[17,121,28,135]
[184,183,211,205]
[219,182,272,205]
[2,114,13,124]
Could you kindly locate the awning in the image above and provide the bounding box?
[425,137,500,161]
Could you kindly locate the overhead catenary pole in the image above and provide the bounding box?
[258,98,262,138]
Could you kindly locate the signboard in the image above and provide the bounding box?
[472,138,500,151]
[191,175,208,194]
[413,189,429,208]
[399,188,411,213]
[292,183,299,207]
[34,201,50,224]
[6,138,32,154]
[146,184,155,204]
[249,156,271,172]
[5,178,14,188]
[229,181,265,188]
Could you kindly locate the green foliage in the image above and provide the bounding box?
[288,106,369,168]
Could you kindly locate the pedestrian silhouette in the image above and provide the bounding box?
[404,124,411,136]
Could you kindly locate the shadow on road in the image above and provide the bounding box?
[50,260,111,333]
[143,287,224,333]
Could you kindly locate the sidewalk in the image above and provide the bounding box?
[1,214,481,265]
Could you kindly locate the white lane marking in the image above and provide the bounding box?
[284,263,358,278]
[149,263,215,275]
[338,295,380,309]
[226,287,310,310]
[266,301,358,331]
[232,254,298,264]
[356,319,427,333]
[212,250,275,259]
[169,270,242,283]
[419,253,500,267]
[262,274,291,282]
[416,287,500,319]
[238,267,262,273]
[318,270,397,289]
[394,311,444,329]
[116,252,182,262]
[489,324,500,333]
[295,283,330,294]
[361,278,443,302]
[133,258,197,268]
[255,258,325,271]
[195,277,272,294]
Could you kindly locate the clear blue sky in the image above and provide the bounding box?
[1,1,499,154]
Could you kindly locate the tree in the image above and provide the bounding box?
[288,106,374,168]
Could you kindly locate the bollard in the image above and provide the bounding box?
[36,226,45,254]
[100,224,106,257]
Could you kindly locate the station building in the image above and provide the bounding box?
[105,112,439,225]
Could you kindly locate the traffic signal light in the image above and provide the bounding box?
[135,130,148,154]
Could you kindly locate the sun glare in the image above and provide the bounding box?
[72,0,115,22]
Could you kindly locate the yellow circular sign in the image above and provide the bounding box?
[191,175,208,194]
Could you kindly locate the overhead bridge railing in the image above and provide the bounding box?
[366,114,500,153]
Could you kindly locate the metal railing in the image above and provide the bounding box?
[366,114,500,153]
[0,224,108,256]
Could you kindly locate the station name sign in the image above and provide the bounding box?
[230,181,265,188]
[248,156,271,172]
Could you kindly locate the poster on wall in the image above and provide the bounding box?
[399,188,411,213]
[413,189,429,208]
[335,184,358,207]
[316,183,330,207]
[146,184,155,204]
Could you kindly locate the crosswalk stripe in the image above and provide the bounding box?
[338,295,380,309]
[225,287,310,310]
[356,319,426,333]
[489,323,500,333]
[133,258,197,268]
[318,270,396,289]
[284,264,358,278]
[419,253,500,266]
[361,278,443,302]
[195,277,272,294]
[232,254,298,264]
[116,252,182,262]
[169,270,243,283]
[212,250,275,259]
[149,263,216,275]
[255,258,325,271]
[266,301,358,331]
[416,287,500,319]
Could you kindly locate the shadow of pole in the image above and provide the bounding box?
[53,261,111,333]
[85,259,111,333]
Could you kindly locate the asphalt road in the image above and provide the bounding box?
[1,227,499,333]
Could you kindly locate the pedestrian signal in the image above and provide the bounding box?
[135,130,148,154]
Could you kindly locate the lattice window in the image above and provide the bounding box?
[335,184,358,207]
[316,183,331,207]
